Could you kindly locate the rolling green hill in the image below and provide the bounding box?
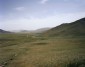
[44,18,85,37]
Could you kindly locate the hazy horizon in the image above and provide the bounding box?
[0,0,85,31]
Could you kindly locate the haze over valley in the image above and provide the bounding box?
[0,0,85,31]
[0,0,85,67]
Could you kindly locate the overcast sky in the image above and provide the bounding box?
[0,0,85,31]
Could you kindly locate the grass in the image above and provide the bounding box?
[0,34,85,67]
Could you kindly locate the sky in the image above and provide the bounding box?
[0,0,85,31]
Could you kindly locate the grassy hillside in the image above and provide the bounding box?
[0,34,85,67]
[43,18,85,37]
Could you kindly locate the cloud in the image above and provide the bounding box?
[64,0,69,1]
[1,12,85,30]
[14,7,25,11]
[40,0,48,4]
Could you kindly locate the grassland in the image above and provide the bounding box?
[0,33,85,67]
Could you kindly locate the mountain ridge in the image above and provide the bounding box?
[0,29,11,33]
[43,17,85,37]
[11,28,51,33]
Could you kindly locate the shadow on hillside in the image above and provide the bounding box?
[67,59,85,67]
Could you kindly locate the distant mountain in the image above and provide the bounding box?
[33,28,51,33]
[0,29,11,33]
[43,18,85,37]
[12,28,51,33]
[10,30,31,33]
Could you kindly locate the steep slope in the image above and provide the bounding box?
[44,18,85,37]
[0,29,11,33]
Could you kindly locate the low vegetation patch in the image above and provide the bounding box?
[0,34,85,67]
[32,42,48,45]
[67,59,85,67]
